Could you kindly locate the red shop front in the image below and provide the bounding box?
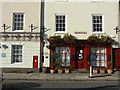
[50,40,112,70]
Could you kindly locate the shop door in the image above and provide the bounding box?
[33,56,38,68]
[115,49,120,69]
[75,48,84,69]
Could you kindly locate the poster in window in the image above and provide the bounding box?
[80,50,83,53]
[79,54,82,57]
[79,54,83,59]
[79,57,82,59]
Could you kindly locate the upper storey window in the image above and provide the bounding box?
[92,15,104,33]
[13,13,24,31]
[55,15,67,33]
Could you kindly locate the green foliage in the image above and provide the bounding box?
[58,68,63,70]
[50,53,60,68]
[87,34,99,41]
[93,68,98,70]
[48,34,62,43]
[116,66,120,71]
[108,61,113,69]
[87,34,114,43]
[100,68,105,70]
[63,34,75,44]
[48,34,76,44]
[65,68,69,70]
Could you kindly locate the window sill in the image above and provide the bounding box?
[11,62,22,64]
[54,31,68,34]
[92,0,104,3]
[55,0,68,2]
[12,30,24,32]
[92,32,105,34]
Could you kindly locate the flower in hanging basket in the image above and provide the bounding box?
[87,34,98,42]
[87,34,114,44]
[63,34,75,44]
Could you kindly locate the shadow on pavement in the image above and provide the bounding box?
[91,74,112,78]
[2,82,41,89]
[2,85,118,90]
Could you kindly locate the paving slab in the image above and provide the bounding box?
[24,73,33,80]
[4,73,16,79]
[38,74,47,80]
[2,72,119,81]
[29,73,40,80]
[15,74,31,80]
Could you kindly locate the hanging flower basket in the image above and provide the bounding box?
[47,35,62,43]
[87,34,114,44]
[87,34,99,42]
[48,34,76,44]
[63,34,75,44]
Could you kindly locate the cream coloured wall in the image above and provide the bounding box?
[0,41,40,68]
[2,2,41,32]
[45,1,119,41]
[46,0,119,2]
[118,2,120,48]
[44,1,119,66]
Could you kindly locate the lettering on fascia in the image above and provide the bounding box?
[74,32,87,34]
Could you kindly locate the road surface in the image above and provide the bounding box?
[2,80,119,90]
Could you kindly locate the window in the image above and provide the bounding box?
[55,47,70,67]
[12,45,22,63]
[13,13,24,31]
[55,15,66,33]
[92,15,103,33]
[90,47,106,67]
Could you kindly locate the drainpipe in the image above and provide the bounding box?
[40,0,45,72]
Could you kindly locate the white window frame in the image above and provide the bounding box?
[55,0,68,2]
[92,0,104,2]
[11,45,23,63]
[13,13,25,32]
[92,14,104,34]
[54,14,67,34]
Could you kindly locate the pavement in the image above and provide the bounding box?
[2,71,120,81]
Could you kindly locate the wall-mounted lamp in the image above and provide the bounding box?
[114,26,120,34]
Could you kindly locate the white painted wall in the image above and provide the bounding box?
[1,2,41,68]
[2,2,41,32]
[0,41,40,68]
